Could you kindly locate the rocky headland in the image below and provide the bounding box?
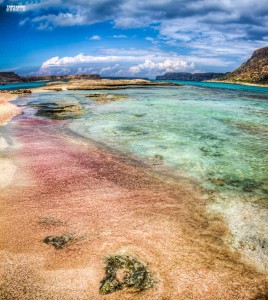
[216,46,268,84]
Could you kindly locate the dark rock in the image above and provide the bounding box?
[10,89,32,94]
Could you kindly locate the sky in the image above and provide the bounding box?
[0,0,268,78]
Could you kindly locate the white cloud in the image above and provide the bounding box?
[31,13,86,30]
[36,51,197,78]
[113,35,127,38]
[129,59,194,76]
[89,35,101,40]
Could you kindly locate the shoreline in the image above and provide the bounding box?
[0,84,267,299]
[205,79,268,88]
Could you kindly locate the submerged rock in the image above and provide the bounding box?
[86,93,128,103]
[209,178,225,186]
[28,100,83,120]
[133,113,147,118]
[149,154,164,165]
[223,176,262,192]
[208,176,263,192]
[100,255,154,295]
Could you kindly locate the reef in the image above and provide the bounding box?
[44,79,180,91]
[86,93,128,103]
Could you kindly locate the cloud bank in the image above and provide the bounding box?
[35,52,195,77]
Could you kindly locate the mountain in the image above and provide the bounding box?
[156,72,227,81]
[222,46,268,84]
[23,74,101,82]
[0,72,24,84]
[0,73,101,84]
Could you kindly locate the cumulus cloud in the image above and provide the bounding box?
[129,59,194,76]
[35,51,198,77]
[89,35,101,40]
[113,35,128,38]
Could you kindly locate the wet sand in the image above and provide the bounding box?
[0,97,267,299]
[206,80,268,88]
[0,93,20,125]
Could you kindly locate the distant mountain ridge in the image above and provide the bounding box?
[0,72,101,84]
[156,72,227,81]
[0,72,24,84]
[221,46,268,84]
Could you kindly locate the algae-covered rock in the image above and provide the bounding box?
[43,232,87,249]
[100,255,154,295]
[43,233,73,249]
[149,154,164,165]
[86,93,128,103]
[209,178,225,186]
[28,100,83,120]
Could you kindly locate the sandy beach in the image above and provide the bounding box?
[0,86,267,299]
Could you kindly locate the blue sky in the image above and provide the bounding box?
[1,0,268,78]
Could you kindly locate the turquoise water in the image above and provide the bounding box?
[157,80,268,94]
[68,85,268,198]
[0,81,48,90]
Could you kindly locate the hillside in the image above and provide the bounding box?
[0,72,24,84]
[222,46,268,83]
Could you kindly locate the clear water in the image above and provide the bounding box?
[24,83,268,198]
[157,80,268,94]
[67,85,267,197]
